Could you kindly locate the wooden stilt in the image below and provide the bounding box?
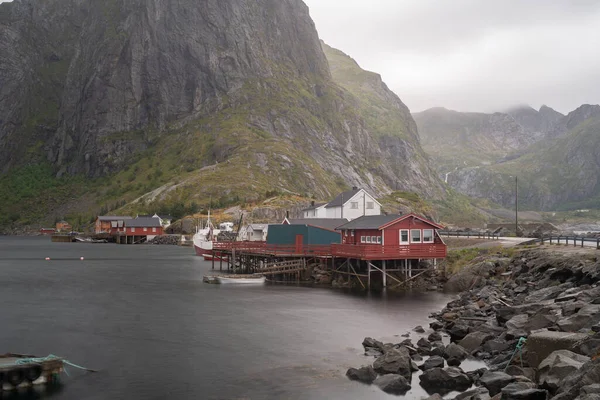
[382,260,387,288]
[368,262,371,290]
[369,262,403,286]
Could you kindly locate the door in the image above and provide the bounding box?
[295,234,304,253]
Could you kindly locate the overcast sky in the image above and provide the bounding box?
[305,0,600,114]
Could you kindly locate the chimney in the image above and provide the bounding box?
[311,201,315,207]
[352,186,358,190]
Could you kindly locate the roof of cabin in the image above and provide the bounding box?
[301,203,327,212]
[336,215,401,230]
[98,216,133,221]
[287,218,348,231]
[324,189,361,208]
[125,218,163,228]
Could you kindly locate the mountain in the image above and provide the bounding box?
[415,104,600,210]
[0,0,445,228]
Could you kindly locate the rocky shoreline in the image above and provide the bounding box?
[346,248,600,399]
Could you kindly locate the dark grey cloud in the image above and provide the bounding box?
[305,0,600,114]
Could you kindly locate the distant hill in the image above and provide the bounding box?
[415,104,600,210]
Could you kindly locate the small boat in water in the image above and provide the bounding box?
[203,275,266,284]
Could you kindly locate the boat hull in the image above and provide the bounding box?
[216,276,266,284]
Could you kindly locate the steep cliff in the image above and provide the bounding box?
[0,0,445,227]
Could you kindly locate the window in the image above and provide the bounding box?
[361,236,366,243]
[411,229,422,243]
[143,227,148,232]
[371,236,376,243]
[366,236,371,243]
[351,202,359,209]
[423,229,434,243]
[152,227,157,233]
[131,227,136,233]
[400,230,409,245]
[367,202,374,209]
[377,236,382,244]
[351,230,355,237]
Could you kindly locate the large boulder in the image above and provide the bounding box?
[526,330,589,368]
[419,367,472,395]
[346,365,377,384]
[538,350,590,392]
[373,374,411,395]
[373,347,412,380]
[420,355,445,371]
[459,332,495,352]
[444,343,470,361]
[557,305,600,332]
[479,370,516,396]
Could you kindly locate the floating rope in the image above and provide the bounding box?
[504,337,527,371]
[14,354,98,373]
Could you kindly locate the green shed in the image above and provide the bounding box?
[267,224,341,246]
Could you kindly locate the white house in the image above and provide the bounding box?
[151,214,173,228]
[301,202,327,219]
[323,187,381,221]
[238,224,268,241]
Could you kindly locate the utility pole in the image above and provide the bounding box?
[515,176,519,237]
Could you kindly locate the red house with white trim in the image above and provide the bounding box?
[332,213,446,260]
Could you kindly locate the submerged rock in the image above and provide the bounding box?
[444,343,469,361]
[420,355,445,371]
[373,347,412,380]
[419,367,472,395]
[346,365,377,384]
[373,374,411,395]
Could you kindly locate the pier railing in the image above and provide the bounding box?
[213,241,447,260]
[438,231,500,240]
[532,236,600,249]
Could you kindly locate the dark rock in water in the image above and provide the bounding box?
[502,389,548,400]
[412,354,424,362]
[449,324,470,342]
[467,368,488,382]
[431,321,444,331]
[401,333,410,338]
[483,339,512,355]
[373,347,412,380]
[444,343,469,361]
[420,355,445,371]
[362,337,384,350]
[364,348,382,357]
[479,370,516,396]
[400,338,413,346]
[453,387,491,400]
[419,367,472,395]
[418,337,432,349]
[429,331,443,342]
[414,325,426,333]
[538,350,590,392]
[430,347,445,357]
[459,332,495,353]
[373,374,411,395]
[501,382,537,398]
[411,360,419,372]
[346,365,377,384]
[447,357,462,367]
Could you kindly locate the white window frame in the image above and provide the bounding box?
[371,236,376,243]
[131,227,136,233]
[411,229,422,243]
[351,230,355,237]
[366,236,371,243]
[400,229,409,245]
[152,227,157,233]
[351,202,359,209]
[423,229,434,243]
[143,227,148,232]
[366,202,374,209]
[361,236,366,243]
[376,236,382,244]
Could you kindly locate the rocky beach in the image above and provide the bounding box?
[346,247,600,399]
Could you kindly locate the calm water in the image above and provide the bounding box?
[0,237,462,400]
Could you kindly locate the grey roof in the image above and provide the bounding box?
[325,189,361,208]
[301,203,327,212]
[125,217,163,228]
[288,218,348,231]
[98,216,133,221]
[137,214,154,218]
[336,215,402,230]
[158,215,173,220]
[248,224,267,230]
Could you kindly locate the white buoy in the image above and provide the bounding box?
[45,257,50,261]
[80,257,84,260]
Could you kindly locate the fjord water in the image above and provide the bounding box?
[0,237,455,400]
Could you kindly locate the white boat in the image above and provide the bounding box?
[216,275,266,284]
[193,210,223,257]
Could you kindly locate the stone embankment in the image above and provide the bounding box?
[346,249,600,399]
[149,235,181,245]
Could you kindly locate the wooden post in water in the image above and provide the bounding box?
[367,262,371,290]
[382,260,387,288]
